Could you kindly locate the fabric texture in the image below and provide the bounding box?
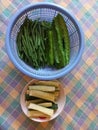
[0,0,98,130]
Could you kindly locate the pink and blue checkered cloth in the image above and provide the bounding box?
[0,0,98,130]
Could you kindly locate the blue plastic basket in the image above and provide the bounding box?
[6,3,84,80]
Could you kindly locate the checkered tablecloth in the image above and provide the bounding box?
[0,0,98,130]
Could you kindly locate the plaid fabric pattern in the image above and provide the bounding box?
[0,0,98,130]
